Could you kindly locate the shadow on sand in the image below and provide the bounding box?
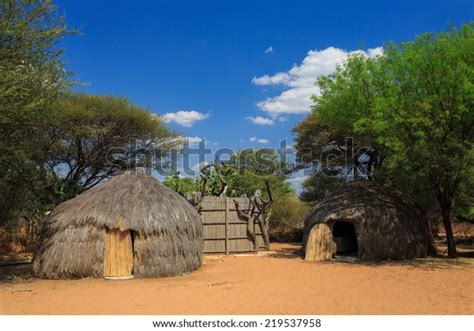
[268,242,473,271]
[267,243,305,259]
[0,262,34,283]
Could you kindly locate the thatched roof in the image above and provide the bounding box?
[33,171,203,279]
[303,181,436,260]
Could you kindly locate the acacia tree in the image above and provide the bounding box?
[0,1,177,226]
[44,93,175,192]
[298,23,473,257]
[0,0,72,223]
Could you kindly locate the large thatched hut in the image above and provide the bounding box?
[303,181,435,261]
[33,171,203,279]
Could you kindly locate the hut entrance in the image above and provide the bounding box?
[332,221,358,256]
[103,228,134,279]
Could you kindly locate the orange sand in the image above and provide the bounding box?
[1,244,473,314]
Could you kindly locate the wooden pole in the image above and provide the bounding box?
[224,197,229,255]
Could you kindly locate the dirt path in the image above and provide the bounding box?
[1,244,473,314]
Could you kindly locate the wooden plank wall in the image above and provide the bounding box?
[200,196,267,254]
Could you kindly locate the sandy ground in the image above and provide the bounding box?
[0,243,473,315]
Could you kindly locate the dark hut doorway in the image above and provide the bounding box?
[332,221,358,256]
[103,229,134,279]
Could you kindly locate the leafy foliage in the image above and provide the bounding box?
[0,1,176,228]
[271,196,306,226]
[0,0,72,224]
[45,93,174,190]
[163,171,199,197]
[294,23,474,257]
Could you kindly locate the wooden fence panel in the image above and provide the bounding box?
[199,196,267,254]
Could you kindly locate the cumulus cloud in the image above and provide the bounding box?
[249,136,257,142]
[252,46,383,116]
[246,116,275,126]
[367,47,384,57]
[264,46,273,54]
[162,110,209,127]
[252,72,290,86]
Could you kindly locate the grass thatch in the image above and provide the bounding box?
[303,181,436,261]
[33,171,203,279]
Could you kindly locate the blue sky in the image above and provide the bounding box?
[55,0,472,183]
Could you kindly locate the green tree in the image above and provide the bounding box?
[0,0,72,223]
[163,171,199,197]
[269,194,308,237]
[44,93,175,192]
[297,23,474,257]
[218,148,294,199]
[366,24,474,257]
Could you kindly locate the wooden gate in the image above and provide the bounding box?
[199,196,267,254]
[103,228,134,278]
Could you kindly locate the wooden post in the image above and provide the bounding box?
[224,197,229,255]
[253,211,257,250]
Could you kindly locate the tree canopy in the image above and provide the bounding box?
[164,148,294,200]
[0,1,176,226]
[293,23,474,257]
[0,0,72,224]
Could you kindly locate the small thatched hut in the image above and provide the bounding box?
[33,171,203,279]
[303,181,435,261]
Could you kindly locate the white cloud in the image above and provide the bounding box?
[185,136,203,144]
[184,136,219,147]
[162,110,209,127]
[367,47,384,57]
[252,46,383,116]
[246,116,275,126]
[264,46,273,54]
[249,136,269,144]
[252,72,290,86]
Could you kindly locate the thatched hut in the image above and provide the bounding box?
[33,171,203,279]
[303,181,435,261]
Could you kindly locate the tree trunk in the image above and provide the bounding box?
[257,210,271,250]
[247,216,259,253]
[258,217,270,250]
[433,182,458,259]
[441,209,458,258]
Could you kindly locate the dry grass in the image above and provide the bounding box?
[304,181,435,260]
[33,171,203,279]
